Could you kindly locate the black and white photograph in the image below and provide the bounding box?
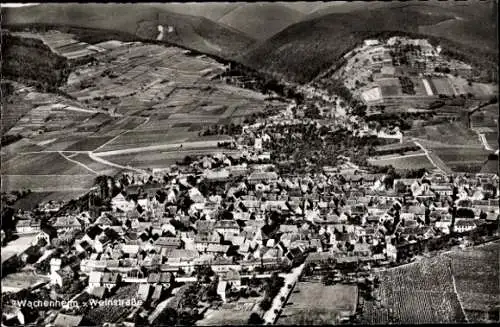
[1,1,498,326]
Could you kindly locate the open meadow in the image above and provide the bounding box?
[277,283,358,325]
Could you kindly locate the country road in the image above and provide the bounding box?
[88,151,147,174]
[413,140,453,174]
[477,133,494,151]
[59,151,99,174]
[263,263,306,325]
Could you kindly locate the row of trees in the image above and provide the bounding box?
[219,62,304,104]
[259,272,285,311]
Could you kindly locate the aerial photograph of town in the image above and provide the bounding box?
[0,1,498,326]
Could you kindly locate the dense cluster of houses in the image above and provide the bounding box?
[13,149,499,300]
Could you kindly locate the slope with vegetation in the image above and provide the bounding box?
[1,3,255,58]
[216,3,305,40]
[1,32,71,91]
[240,3,498,84]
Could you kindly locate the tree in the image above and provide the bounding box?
[260,298,272,311]
[248,312,264,324]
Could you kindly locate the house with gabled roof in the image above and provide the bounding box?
[194,231,221,252]
[111,193,136,212]
[53,216,82,234]
[214,220,240,239]
[155,237,182,249]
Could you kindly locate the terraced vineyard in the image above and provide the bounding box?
[443,241,500,322]
[361,256,467,324]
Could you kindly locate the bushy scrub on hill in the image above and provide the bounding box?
[1,32,70,91]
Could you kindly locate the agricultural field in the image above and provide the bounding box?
[444,242,500,322]
[430,78,455,96]
[0,139,45,161]
[2,153,93,175]
[447,75,498,98]
[63,136,115,151]
[101,148,237,169]
[93,116,146,136]
[1,175,95,193]
[361,257,467,324]
[67,153,120,176]
[1,101,35,136]
[95,128,198,153]
[412,78,430,96]
[2,31,287,198]
[278,283,357,325]
[484,133,499,150]
[197,300,261,326]
[7,102,94,137]
[378,78,403,97]
[406,123,483,146]
[368,154,436,170]
[432,147,491,168]
[470,104,499,130]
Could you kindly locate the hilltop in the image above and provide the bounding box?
[216,3,305,40]
[240,2,498,84]
[1,3,255,58]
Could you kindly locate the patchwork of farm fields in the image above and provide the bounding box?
[2,32,287,200]
[470,104,499,129]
